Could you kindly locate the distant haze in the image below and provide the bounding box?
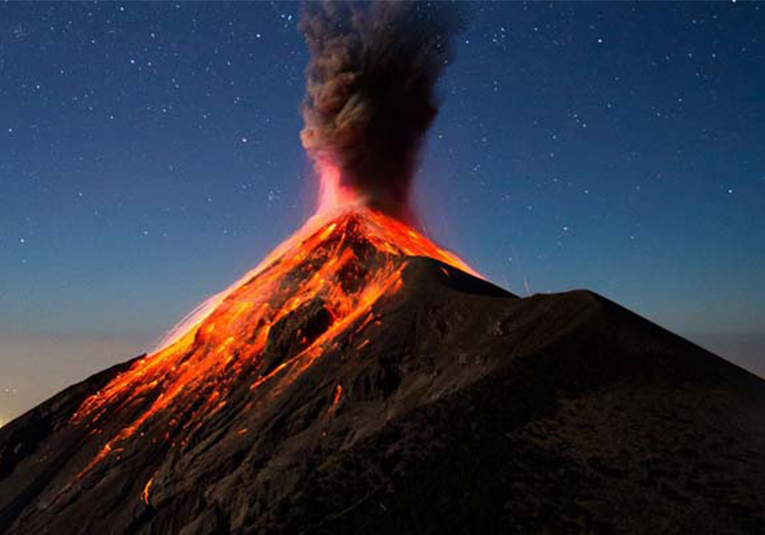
[0,335,152,426]
[690,333,765,380]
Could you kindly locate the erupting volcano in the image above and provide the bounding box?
[64,0,474,485]
[71,204,475,479]
[2,2,765,534]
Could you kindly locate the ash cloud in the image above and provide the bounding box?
[299,0,465,221]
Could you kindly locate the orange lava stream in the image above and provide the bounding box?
[71,206,473,476]
[142,477,154,505]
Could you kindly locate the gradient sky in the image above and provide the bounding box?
[1,1,764,424]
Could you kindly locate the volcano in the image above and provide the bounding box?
[3,1,765,532]
[1,206,765,534]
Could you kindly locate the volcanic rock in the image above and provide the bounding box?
[1,229,764,534]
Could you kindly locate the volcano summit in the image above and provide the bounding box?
[2,2,765,534]
[1,211,765,534]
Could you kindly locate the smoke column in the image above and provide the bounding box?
[299,0,464,223]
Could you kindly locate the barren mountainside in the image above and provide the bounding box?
[1,211,765,534]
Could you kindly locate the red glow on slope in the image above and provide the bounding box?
[72,203,474,480]
[142,477,154,505]
[327,385,342,416]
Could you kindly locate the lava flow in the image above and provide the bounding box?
[70,0,470,478]
[72,202,474,475]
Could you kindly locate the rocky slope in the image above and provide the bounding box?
[1,255,764,534]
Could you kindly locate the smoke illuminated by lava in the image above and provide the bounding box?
[70,1,473,482]
[301,0,464,222]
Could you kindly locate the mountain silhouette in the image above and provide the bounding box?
[1,210,764,534]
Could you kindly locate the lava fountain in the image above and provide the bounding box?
[71,1,468,477]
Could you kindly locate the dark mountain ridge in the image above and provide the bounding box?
[1,255,764,534]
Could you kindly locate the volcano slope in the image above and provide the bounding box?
[1,218,765,534]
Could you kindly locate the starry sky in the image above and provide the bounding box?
[1,1,764,425]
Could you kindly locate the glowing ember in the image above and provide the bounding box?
[327,384,343,417]
[72,204,474,476]
[142,477,154,505]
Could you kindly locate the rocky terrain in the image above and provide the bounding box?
[1,251,764,534]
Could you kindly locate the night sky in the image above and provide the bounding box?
[2,1,764,425]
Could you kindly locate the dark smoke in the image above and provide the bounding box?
[299,0,465,221]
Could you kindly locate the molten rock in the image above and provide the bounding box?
[1,208,765,534]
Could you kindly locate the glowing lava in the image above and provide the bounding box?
[72,199,474,475]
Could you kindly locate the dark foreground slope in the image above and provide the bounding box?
[1,257,764,534]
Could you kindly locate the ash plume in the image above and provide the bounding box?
[299,0,465,222]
